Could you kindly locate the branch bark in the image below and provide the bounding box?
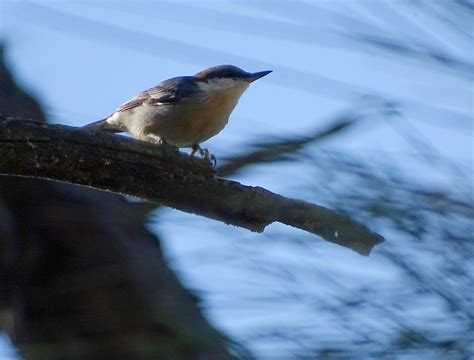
[0,116,383,255]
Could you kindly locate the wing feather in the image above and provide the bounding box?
[114,76,204,113]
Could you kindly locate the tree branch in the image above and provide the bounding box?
[0,116,383,255]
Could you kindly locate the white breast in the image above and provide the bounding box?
[108,79,250,147]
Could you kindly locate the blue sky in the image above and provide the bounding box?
[1,1,472,358]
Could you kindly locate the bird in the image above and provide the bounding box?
[84,65,272,165]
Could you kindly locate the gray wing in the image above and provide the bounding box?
[115,76,204,113]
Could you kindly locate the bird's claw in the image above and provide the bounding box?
[191,144,217,167]
[209,154,217,167]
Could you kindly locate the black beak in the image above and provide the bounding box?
[247,70,272,82]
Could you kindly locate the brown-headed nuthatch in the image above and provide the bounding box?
[84,65,272,164]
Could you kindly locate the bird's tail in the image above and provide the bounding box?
[83,118,121,133]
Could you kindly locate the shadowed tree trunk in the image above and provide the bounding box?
[0,46,236,359]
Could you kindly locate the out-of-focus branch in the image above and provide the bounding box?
[0,116,383,255]
[218,116,358,176]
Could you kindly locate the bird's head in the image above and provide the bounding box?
[194,65,272,94]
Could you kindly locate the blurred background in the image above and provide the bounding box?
[0,0,473,359]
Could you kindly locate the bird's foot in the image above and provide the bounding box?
[190,143,199,157]
[191,144,217,167]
